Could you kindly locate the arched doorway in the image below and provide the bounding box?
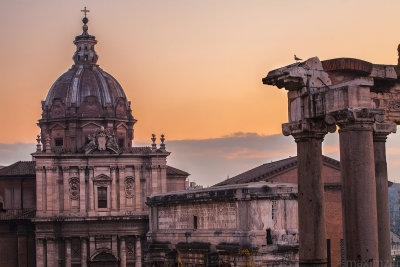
[89,252,118,267]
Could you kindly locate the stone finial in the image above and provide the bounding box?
[36,135,42,152]
[160,134,166,150]
[151,134,157,150]
[398,43,400,66]
[45,135,51,153]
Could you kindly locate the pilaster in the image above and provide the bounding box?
[111,166,117,211]
[134,166,141,212]
[65,238,71,267]
[81,238,88,267]
[120,236,126,267]
[119,166,126,211]
[135,236,142,267]
[79,166,86,213]
[36,238,44,267]
[63,166,71,212]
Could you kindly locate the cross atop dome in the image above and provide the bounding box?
[81,6,90,18]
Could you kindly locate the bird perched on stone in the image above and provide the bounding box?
[294,55,302,61]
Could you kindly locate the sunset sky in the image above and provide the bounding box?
[2,1,400,185]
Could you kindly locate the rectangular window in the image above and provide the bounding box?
[55,138,63,147]
[98,187,107,209]
[193,216,198,230]
[118,138,124,147]
[266,229,273,245]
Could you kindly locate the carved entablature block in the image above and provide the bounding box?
[125,177,134,198]
[84,126,120,155]
[69,177,80,200]
[92,174,112,186]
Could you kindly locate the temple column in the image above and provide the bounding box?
[36,238,44,267]
[336,108,379,266]
[65,238,71,267]
[81,238,88,267]
[135,236,142,267]
[374,122,396,265]
[120,237,126,267]
[283,119,329,266]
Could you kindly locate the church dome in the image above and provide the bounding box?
[39,12,136,152]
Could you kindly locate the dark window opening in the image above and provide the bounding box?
[78,47,81,51]
[77,55,80,61]
[85,46,88,51]
[327,239,331,267]
[0,202,4,212]
[193,216,198,230]
[55,138,63,147]
[118,138,124,147]
[84,55,88,61]
[266,229,273,245]
[98,187,107,208]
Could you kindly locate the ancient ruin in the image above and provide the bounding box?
[263,56,400,266]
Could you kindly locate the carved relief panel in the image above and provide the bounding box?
[69,178,80,200]
[125,177,134,198]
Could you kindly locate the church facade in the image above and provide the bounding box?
[0,11,188,267]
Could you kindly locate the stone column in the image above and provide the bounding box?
[81,238,88,267]
[336,109,379,266]
[36,238,44,267]
[120,237,126,267]
[373,122,396,265]
[283,119,329,266]
[65,238,71,267]
[135,236,142,267]
[36,167,44,214]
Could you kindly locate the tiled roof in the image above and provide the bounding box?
[0,161,35,177]
[167,166,190,177]
[214,155,340,187]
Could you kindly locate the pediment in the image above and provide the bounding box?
[93,174,112,181]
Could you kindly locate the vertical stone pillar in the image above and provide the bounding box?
[51,166,59,213]
[81,238,88,267]
[134,166,141,212]
[111,167,117,211]
[336,109,379,265]
[63,167,70,212]
[284,119,329,266]
[135,236,142,267]
[46,238,57,267]
[120,237,126,267]
[151,165,159,195]
[88,167,94,212]
[65,238,71,267]
[373,122,396,265]
[79,167,86,213]
[160,165,167,193]
[36,167,44,214]
[119,166,126,211]
[36,238,45,267]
